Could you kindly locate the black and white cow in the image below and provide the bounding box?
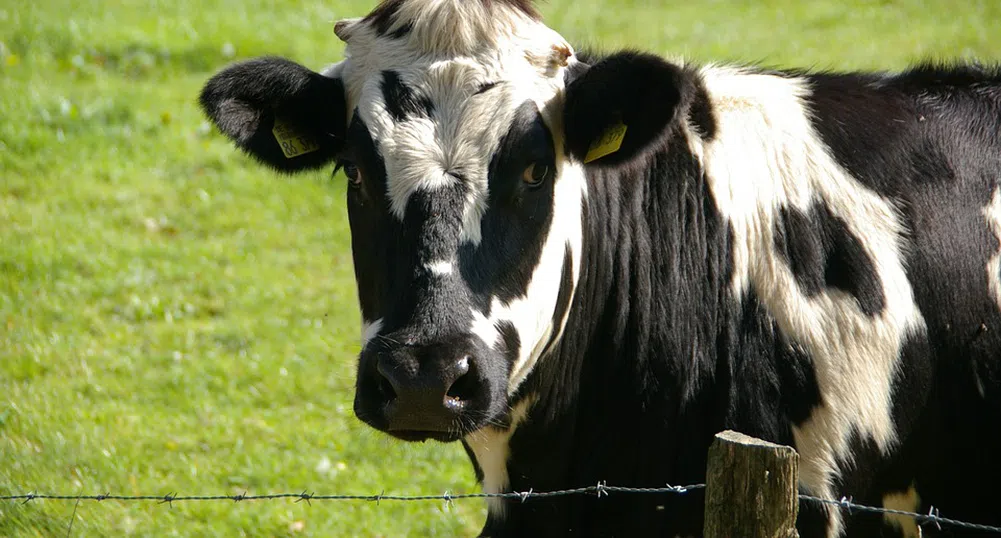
[199,1,1001,536]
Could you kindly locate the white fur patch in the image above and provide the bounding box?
[694,65,926,537]
[360,318,383,350]
[426,259,454,276]
[883,486,922,537]
[469,309,500,349]
[984,187,1001,312]
[464,396,535,517]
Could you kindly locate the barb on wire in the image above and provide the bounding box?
[799,494,1001,534]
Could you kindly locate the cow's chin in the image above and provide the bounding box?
[353,390,505,444]
[384,430,465,443]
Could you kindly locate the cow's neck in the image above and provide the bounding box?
[474,127,735,534]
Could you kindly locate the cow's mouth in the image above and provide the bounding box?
[385,429,466,443]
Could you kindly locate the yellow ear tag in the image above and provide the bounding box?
[272,118,320,159]
[584,122,628,163]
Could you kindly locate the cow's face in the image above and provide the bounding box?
[201,0,692,442]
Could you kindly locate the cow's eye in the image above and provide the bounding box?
[522,163,551,187]
[342,161,362,187]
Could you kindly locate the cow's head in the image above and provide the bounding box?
[201,0,690,442]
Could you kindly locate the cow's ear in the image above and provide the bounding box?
[200,57,346,173]
[563,52,690,167]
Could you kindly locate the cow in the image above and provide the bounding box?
[198,0,1001,536]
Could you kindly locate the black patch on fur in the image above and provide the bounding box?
[774,206,825,297]
[364,0,408,37]
[475,81,499,95]
[687,81,717,140]
[774,342,823,426]
[724,292,823,435]
[388,21,413,39]
[343,114,392,322]
[774,203,886,316]
[200,56,345,172]
[802,63,1001,198]
[381,70,433,122]
[459,100,556,304]
[497,320,521,369]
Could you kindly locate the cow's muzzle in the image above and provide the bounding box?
[353,334,501,442]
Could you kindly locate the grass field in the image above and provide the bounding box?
[3,0,1001,536]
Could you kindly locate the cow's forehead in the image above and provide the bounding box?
[336,1,573,128]
[331,1,575,230]
[335,0,570,86]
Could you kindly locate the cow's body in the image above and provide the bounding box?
[200,1,1001,536]
[472,60,1001,537]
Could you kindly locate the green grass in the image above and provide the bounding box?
[2,0,1000,536]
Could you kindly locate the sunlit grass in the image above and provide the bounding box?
[3,1,1001,536]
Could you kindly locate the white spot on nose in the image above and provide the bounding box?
[361,318,384,350]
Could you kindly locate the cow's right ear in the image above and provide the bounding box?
[200,57,346,173]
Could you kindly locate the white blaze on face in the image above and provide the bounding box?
[693,65,926,538]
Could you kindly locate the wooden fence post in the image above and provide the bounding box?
[704,430,799,538]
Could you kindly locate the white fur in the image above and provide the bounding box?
[426,259,454,276]
[360,318,384,350]
[984,187,1001,312]
[883,486,922,537]
[693,65,926,537]
[469,309,500,349]
[464,396,534,517]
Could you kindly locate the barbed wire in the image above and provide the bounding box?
[800,494,1001,534]
[0,482,702,506]
[3,483,1000,534]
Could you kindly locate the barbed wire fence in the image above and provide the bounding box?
[4,433,1001,536]
[5,484,1001,534]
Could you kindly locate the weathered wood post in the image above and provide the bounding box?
[704,430,800,538]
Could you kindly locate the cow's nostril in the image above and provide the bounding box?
[377,373,397,401]
[445,369,478,404]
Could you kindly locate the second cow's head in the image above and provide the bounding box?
[201,0,692,442]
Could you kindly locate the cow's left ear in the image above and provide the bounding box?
[200,57,346,173]
[563,52,691,167]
